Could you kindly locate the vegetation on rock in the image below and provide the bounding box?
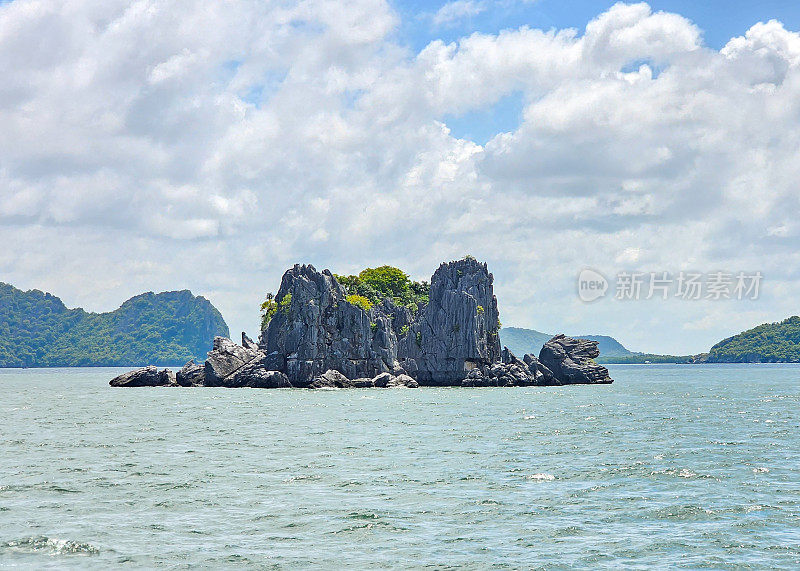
[345,294,373,311]
[260,293,277,330]
[334,266,429,309]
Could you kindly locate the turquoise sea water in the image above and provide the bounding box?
[0,365,798,569]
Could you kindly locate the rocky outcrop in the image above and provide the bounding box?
[539,334,613,384]
[462,349,541,386]
[459,340,613,387]
[259,258,502,387]
[110,366,176,387]
[228,366,291,388]
[204,336,263,386]
[261,265,398,386]
[176,360,205,386]
[522,353,559,385]
[398,257,501,385]
[309,369,419,389]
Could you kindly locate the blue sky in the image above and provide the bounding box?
[394,0,800,50]
[394,0,800,143]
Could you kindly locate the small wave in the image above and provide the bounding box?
[476,499,501,506]
[529,473,555,481]
[331,521,394,534]
[347,511,379,520]
[653,468,698,479]
[1,536,99,556]
[282,474,321,483]
[752,467,770,473]
[653,504,714,520]
[553,525,583,537]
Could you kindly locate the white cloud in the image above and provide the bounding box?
[2,1,800,353]
[432,1,486,27]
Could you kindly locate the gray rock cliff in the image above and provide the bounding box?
[398,257,500,385]
[261,264,398,387]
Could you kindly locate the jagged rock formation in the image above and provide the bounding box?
[539,334,613,384]
[522,353,559,385]
[397,257,501,385]
[461,347,553,386]
[110,257,613,389]
[261,264,399,386]
[203,336,263,386]
[176,360,205,386]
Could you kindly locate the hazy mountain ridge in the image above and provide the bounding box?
[500,327,635,362]
[500,328,698,363]
[0,283,228,367]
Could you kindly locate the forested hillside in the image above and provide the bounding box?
[708,316,800,362]
[0,283,228,367]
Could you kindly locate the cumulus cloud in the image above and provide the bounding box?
[1,1,800,353]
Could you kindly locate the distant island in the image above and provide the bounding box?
[706,316,800,363]
[501,327,700,363]
[0,283,228,367]
[502,320,800,364]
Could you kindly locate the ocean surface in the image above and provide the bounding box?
[0,365,798,569]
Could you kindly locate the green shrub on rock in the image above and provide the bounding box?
[335,266,429,309]
[260,293,277,330]
[345,294,373,311]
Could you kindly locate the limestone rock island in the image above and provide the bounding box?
[111,257,612,388]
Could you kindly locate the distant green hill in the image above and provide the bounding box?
[499,327,552,358]
[0,283,229,367]
[707,316,800,363]
[572,334,633,359]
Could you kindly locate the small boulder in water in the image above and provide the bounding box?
[110,366,175,387]
[229,367,292,388]
[371,372,394,388]
[309,369,352,389]
[386,373,419,388]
